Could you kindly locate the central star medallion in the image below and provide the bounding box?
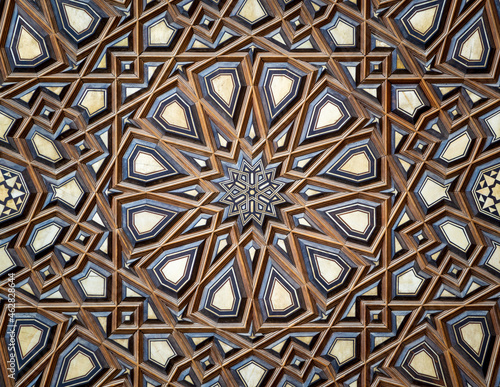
[213,154,288,230]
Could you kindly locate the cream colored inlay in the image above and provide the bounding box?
[161,255,189,284]
[441,132,471,162]
[419,177,450,207]
[162,101,188,129]
[134,152,166,175]
[316,101,342,129]
[217,341,231,354]
[18,325,42,358]
[304,188,320,197]
[238,0,266,23]
[133,211,166,234]
[399,158,412,172]
[270,280,293,311]
[211,278,235,311]
[346,66,357,81]
[272,340,286,353]
[79,269,106,297]
[237,361,266,387]
[338,210,369,233]
[20,282,35,295]
[0,245,15,273]
[47,86,64,95]
[32,224,61,252]
[315,255,343,283]
[440,222,470,251]
[217,238,228,253]
[339,152,370,175]
[398,212,411,227]
[32,133,62,162]
[80,90,106,116]
[113,36,128,47]
[63,4,93,34]
[269,75,293,107]
[486,243,500,271]
[46,290,64,299]
[247,124,257,139]
[126,287,140,298]
[97,55,106,69]
[375,336,390,346]
[465,89,481,103]
[184,213,199,228]
[20,91,35,104]
[192,39,209,49]
[271,32,286,45]
[53,178,84,207]
[397,268,423,295]
[64,352,94,381]
[194,156,205,166]
[329,19,355,46]
[277,238,287,251]
[149,339,175,367]
[439,86,457,95]
[485,111,500,140]
[149,20,175,45]
[218,133,228,147]
[211,73,235,107]
[459,322,484,355]
[295,39,313,49]
[0,112,14,141]
[298,217,310,226]
[459,28,484,61]
[375,39,390,48]
[126,87,141,97]
[248,246,257,261]
[17,27,42,61]
[295,336,313,345]
[328,338,355,364]
[408,5,439,35]
[409,351,437,378]
[397,89,423,116]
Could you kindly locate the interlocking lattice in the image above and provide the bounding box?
[1,0,500,386]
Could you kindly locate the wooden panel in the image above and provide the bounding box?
[0,0,499,386]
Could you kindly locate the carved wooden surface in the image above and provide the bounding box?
[0,0,499,385]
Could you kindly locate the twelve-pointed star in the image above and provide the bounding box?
[216,156,287,228]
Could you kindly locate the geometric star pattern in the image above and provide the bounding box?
[0,0,499,386]
[0,161,32,222]
[214,155,287,230]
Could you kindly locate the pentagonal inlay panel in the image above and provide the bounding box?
[300,87,355,143]
[320,139,380,186]
[6,7,53,71]
[199,61,246,124]
[148,88,203,143]
[51,0,107,47]
[121,200,185,246]
[147,240,205,298]
[446,10,494,72]
[199,259,246,322]
[259,62,306,126]
[122,139,187,185]
[299,238,356,299]
[395,0,447,48]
